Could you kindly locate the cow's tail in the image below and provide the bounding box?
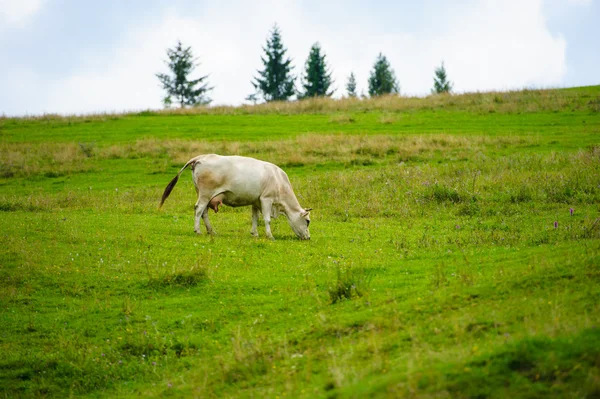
[159,157,199,208]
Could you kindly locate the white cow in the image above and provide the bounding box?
[160,154,311,240]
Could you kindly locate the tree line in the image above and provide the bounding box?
[156,25,453,108]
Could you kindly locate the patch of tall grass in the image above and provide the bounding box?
[1,86,597,122]
[149,85,600,115]
[0,133,536,178]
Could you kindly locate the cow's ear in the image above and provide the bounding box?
[304,207,313,212]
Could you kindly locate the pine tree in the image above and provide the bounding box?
[432,62,453,94]
[299,43,334,98]
[253,25,295,102]
[245,93,259,105]
[156,41,212,108]
[368,53,399,96]
[346,72,357,97]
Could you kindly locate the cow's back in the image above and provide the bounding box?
[192,155,283,206]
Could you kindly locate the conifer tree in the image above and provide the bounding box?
[299,43,334,98]
[346,72,357,97]
[253,25,295,102]
[368,53,399,96]
[245,93,259,105]
[156,41,212,107]
[432,62,453,94]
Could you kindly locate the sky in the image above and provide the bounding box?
[0,0,598,116]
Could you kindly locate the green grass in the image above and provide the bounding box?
[1,110,597,147]
[1,87,599,398]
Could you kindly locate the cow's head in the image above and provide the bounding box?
[288,208,312,240]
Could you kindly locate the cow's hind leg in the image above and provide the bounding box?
[202,208,215,234]
[251,205,260,237]
[194,197,212,235]
[260,199,274,240]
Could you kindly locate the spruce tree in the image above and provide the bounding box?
[253,25,295,102]
[368,53,399,96]
[346,72,357,97]
[299,43,334,98]
[432,62,453,94]
[156,41,212,107]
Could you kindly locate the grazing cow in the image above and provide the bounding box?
[160,154,311,240]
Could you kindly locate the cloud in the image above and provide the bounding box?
[37,1,312,113]
[302,0,566,95]
[0,0,45,27]
[392,0,567,94]
[0,0,568,115]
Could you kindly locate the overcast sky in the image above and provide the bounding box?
[0,0,598,116]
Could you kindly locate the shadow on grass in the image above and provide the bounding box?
[443,327,600,398]
[146,266,209,289]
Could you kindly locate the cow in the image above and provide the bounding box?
[159,154,311,240]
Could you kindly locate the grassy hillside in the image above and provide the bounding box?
[1,87,599,398]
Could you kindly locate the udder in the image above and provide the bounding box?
[208,193,225,213]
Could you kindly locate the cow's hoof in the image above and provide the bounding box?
[251,232,259,237]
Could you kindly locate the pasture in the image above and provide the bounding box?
[1,87,599,398]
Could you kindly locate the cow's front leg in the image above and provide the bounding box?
[260,199,274,240]
[251,206,260,237]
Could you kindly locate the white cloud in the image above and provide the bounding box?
[305,0,566,95]
[40,1,312,113]
[392,0,567,94]
[567,0,592,5]
[1,0,568,115]
[0,0,45,27]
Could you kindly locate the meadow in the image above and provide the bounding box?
[1,87,599,398]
